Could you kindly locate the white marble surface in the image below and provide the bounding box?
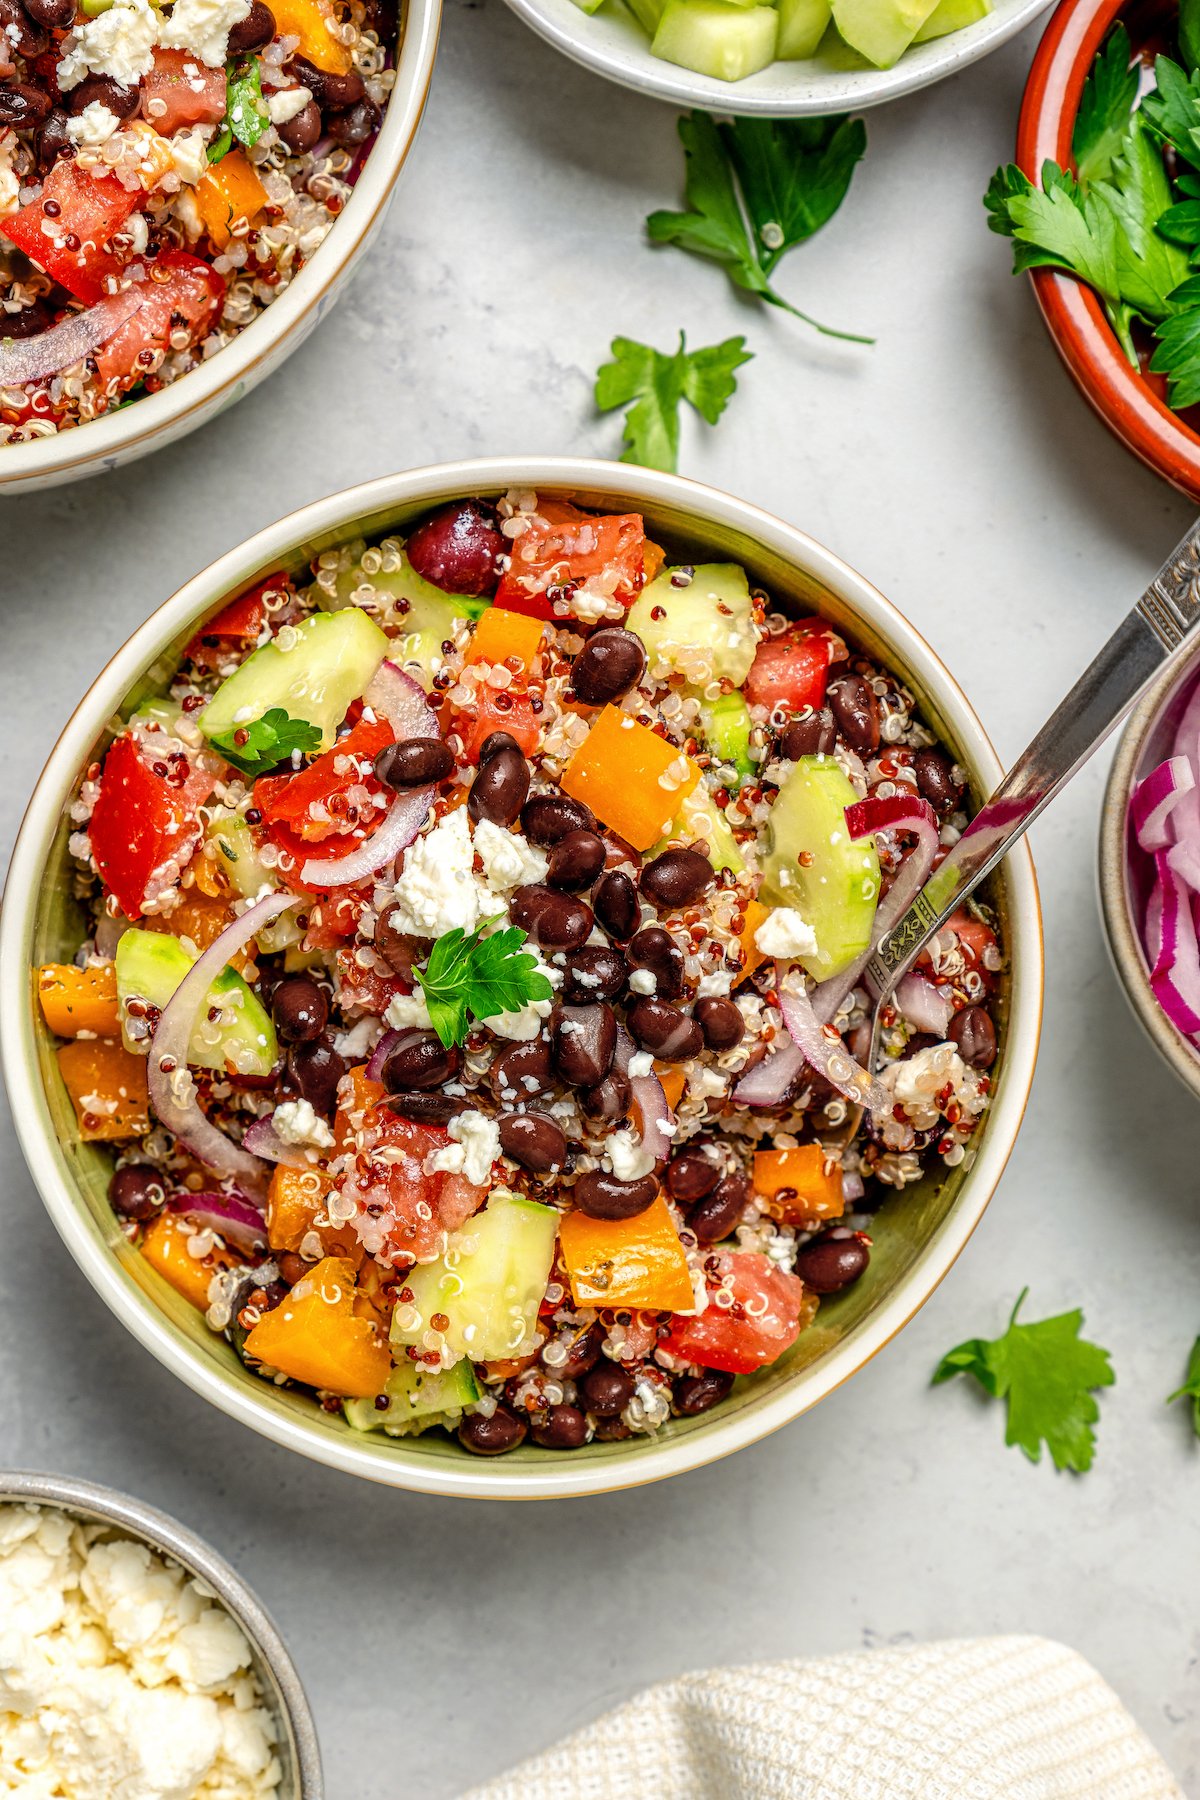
[3,6,1200,1794]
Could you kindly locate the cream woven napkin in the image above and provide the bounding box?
[460,1636,1182,1800]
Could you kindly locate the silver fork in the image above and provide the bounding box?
[863,517,1200,1077]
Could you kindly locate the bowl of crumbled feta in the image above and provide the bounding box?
[0,457,1043,1499]
[0,0,440,493]
[0,1470,321,1796]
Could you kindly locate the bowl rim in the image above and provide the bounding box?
[0,0,441,492]
[499,0,1053,115]
[0,1468,323,1798]
[1017,0,1200,501]
[0,455,1044,1500]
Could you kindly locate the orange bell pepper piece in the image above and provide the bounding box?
[159,892,254,974]
[332,1065,387,1153]
[753,1146,845,1226]
[267,0,352,70]
[37,964,119,1039]
[56,1039,149,1141]
[652,1062,686,1112]
[643,539,666,584]
[141,1210,240,1309]
[266,1165,362,1263]
[737,899,771,985]
[194,149,268,250]
[560,1194,694,1311]
[465,607,544,674]
[560,706,700,852]
[242,1255,391,1396]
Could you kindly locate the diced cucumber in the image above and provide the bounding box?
[653,783,746,876]
[323,550,490,692]
[115,928,278,1077]
[760,755,880,982]
[912,0,989,40]
[199,609,389,754]
[204,816,304,955]
[343,1358,480,1436]
[700,692,755,782]
[390,1194,558,1367]
[831,0,938,66]
[624,0,665,31]
[626,565,758,687]
[651,0,778,78]
[128,696,185,735]
[776,0,831,55]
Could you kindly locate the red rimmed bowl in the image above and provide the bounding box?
[1018,0,1200,498]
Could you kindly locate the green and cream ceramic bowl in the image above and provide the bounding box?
[0,458,1043,1499]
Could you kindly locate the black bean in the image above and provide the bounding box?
[498,1111,566,1173]
[627,926,684,1000]
[828,674,881,755]
[0,298,50,338]
[327,96,380,146]
[375,737,452,788]
[109,1164,166,1221]
[478,731,522,762]
[36,108,72,171]
[372,908,420,977]
[593,1416,633,1441]
[573,1170,658,1221]
[561,945,627,1005]
[690,1173,750,1243]
[552,1002,616,1089]
[277,98,321,152]
[0,82,50,127]
[226,0,274,48]
[405,498,504,598]
[509,885,593,951]
[778,707,836,760]
[289,52,365,109]
[271,975,328,1044]
[593,869,639,943]
[547,829,606,893]
[530,1404,589,1449]
[792,1230,870,1294]
[673,1370,734,1415]
[489,1035,554,1103]
[67,74,138,117]
[914,747,963,818]
[550,1321,604,1380]
[695,996,744,1052]
[581,1363,635,1417]
[948,1004,997,1070]
[286,1036,346,1116]
[0,0,43,58]
[380,1028,459,1092]
[579,1070,630,1122]
[23,0,75,25]
[665,1150,718,1203]
[521,792,594,846]
[626,998,702,1062]
[469,745,529,827]
[385,1091,459,1125]
[458,1406,527,1455]
[640,848,714,910]
[570,628,646,705]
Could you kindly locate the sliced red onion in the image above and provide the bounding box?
[777,965,888,1115]
[812,794,939,1023]
[1131,754,1195,853]
[841,1169,865,1205]
[894,971,953,1038]
[1168,838,1200,894]
[148,892,299,1194]
[167,1192,267,1255]
[365,1026,401,1084]
[731,1038,807,1109]
[300,662,439,889]
[613,1025,673,1165]
[0,291,141,386]
[1146,850,1200,1036]
[242,1113,311,1170]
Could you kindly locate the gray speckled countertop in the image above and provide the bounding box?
[3,5,1200,1793]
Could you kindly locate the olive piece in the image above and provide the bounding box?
[286,1036,346,1116]
[271,975,328,1044]
[109,1164,166,1221]
[578,1070,631,1122]
[404,498,504,598]
[689,1173,750,1243]
[36,107,72,170]
[551,1003,616,1089]
[626,998,703,1062]
[778,707,836,760]
[489,1035,555,1103]
[828,673,881,755]
[66,73,138,117]
[0,82,51,127]
[509,885,593,951]
[580,1363,635,1417]
[673,1370,734,1416]
[520,792,594,846]
[289,52,365,110]
[640,848,714,910]
[949,1004,997,1070]
[380,1028,460,1092]
[546,829,606,893]
[226,0,275,50]
[573,1169,658,1221]
[478,731,523,763]
[665,1150,719,1203]
[372,907,421,977]
[375,737,453,788]
[385,1092,460,1125]
[561,945,627,1005]
[498,1111,567,1173]
[627,926,684,1000]
[530,1404,589,1449]
[0,0,44,59]
[277,98,321,152]
[695,996,744,1052]
[792,1229,870,1294]
[592,869,639,943]
[468,745,529,827]
[327,96,380,147]
[23,0,76,26]
[0,299,50,338]
[570,628,646,705]
[458,1406,527,1455]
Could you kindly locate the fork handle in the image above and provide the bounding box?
[865,516,1200,997]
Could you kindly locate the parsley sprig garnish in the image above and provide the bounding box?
[647,111,871,343]
[209,56,269,164]
[1167,1334,1200,1436]
[594,332,752,472]
[415,916,554,1050]
[933,1289,1115,1474]
[208,708,322,777]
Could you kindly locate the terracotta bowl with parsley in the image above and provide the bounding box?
[1005,0,1200,500]
[0,457,1042,1500]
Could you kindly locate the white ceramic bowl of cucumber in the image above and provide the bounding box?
[500,0,1051,112]
[0,457,1042,1501]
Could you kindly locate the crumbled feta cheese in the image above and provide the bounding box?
[168,123,214,186]
[388,807,492,939]
[384,991,433,1031]
[885,1041,968,1129]
[628,967,657,996]
[605,1128,655,1182]
[66,100,121,146]
[157,0,252,65]
[472,817,549,893]
[753,905,819,961]
[427,1111,501,1186]
[696,969,733,998]
[265,83,312,125]
[57,0,158,91]
[271,1097,334,1150]
[628,1050,654,1077]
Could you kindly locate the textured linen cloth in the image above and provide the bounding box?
[460,1636,1182,1800]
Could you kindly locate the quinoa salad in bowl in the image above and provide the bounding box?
[0,0,398,446]
[25,481,1012,1466]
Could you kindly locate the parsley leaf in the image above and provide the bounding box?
[646,111,871,344]
[415,917,554,1050]
[209,56,267,163]
[594,332,752,472]
[1141,54,1200,172]
[932,1289,1115,1473]
[208,708,322,776]
[1072,23,1138,187]
[1166,1335,1200,1436]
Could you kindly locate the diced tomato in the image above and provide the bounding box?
[2,161,138,304]
[253,716,392,844]
[89,731,216,921]
[304,889,369,949]
[454,688,541,763]
[334,945,409,1016]
[338,1110,488,1266]
[494,502,646,621]
[141,48,227,134]
[660,1251,808,1375]
[742,627,830,715]
[921,909,999,993]
[94,249,225,391]
[183,575,292,669]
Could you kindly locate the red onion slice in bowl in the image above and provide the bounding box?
[894,972,953,1038]
[241,1113,311,1170]
[1131,754,1195,853]
[148,892,299,1195]
[613,1025,673,1164]
[0,291,142,386]
[167,1192,268,1254]
[777,964,888,1115]
[364,660,439,740]
[812,794,939,1023]
[1146,850,1200,1037]
[731,1037,807,1109]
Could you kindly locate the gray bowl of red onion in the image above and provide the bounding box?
[1101,651,1200,1100]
